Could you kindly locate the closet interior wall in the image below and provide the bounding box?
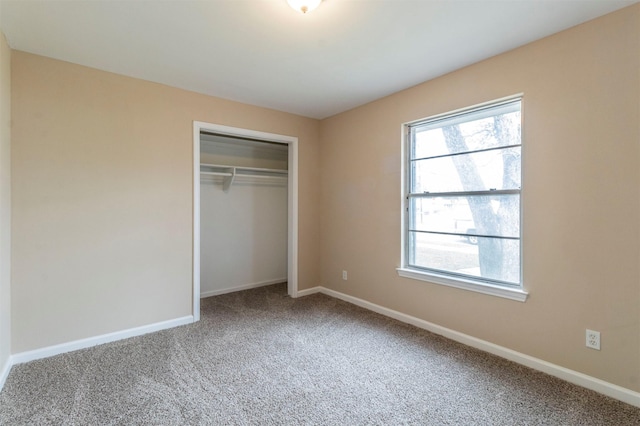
[199,133,288,298]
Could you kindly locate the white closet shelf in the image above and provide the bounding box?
[200,163,288,192]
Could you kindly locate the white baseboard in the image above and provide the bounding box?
[294,286,321,298]
[200,278,287,299]
[0,355,11,391]
[11,315,194,366]
[303,286,640,408]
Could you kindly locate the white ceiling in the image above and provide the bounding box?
[0,0,636,119]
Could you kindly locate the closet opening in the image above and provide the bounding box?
[192,122,299,321]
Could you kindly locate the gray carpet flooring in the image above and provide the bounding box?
[1,283,639,425]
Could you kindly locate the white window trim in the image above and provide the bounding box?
[399,94,527,302]
[396,267,528,302]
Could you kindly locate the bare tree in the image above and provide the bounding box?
[441,114,520,282]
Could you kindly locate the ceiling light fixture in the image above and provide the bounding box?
[287,0,322,14]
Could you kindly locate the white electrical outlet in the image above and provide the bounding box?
[586,329,600,350]
[342,270,348,280]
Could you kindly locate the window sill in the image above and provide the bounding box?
[396,268,528,302]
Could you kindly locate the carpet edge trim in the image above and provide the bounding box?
[10,315,194,366]
[317,286,640,408]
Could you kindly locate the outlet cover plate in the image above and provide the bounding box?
[586,329,600,350]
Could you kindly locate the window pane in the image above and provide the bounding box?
[412,108,521,159]
[410,147,521,193]
[409,232,520,285]
[409,195,519,238]
[406,98,522,289]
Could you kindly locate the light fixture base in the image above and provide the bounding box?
[287,0,322,14]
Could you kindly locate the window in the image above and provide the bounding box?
[399,97,526,300]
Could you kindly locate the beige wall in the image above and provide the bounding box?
[0,32,11,372]
[319,5,640,392]
[11,52,320,352]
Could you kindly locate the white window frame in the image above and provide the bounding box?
[397,96,528,302]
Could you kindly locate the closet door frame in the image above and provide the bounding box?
[192,121,299,321]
